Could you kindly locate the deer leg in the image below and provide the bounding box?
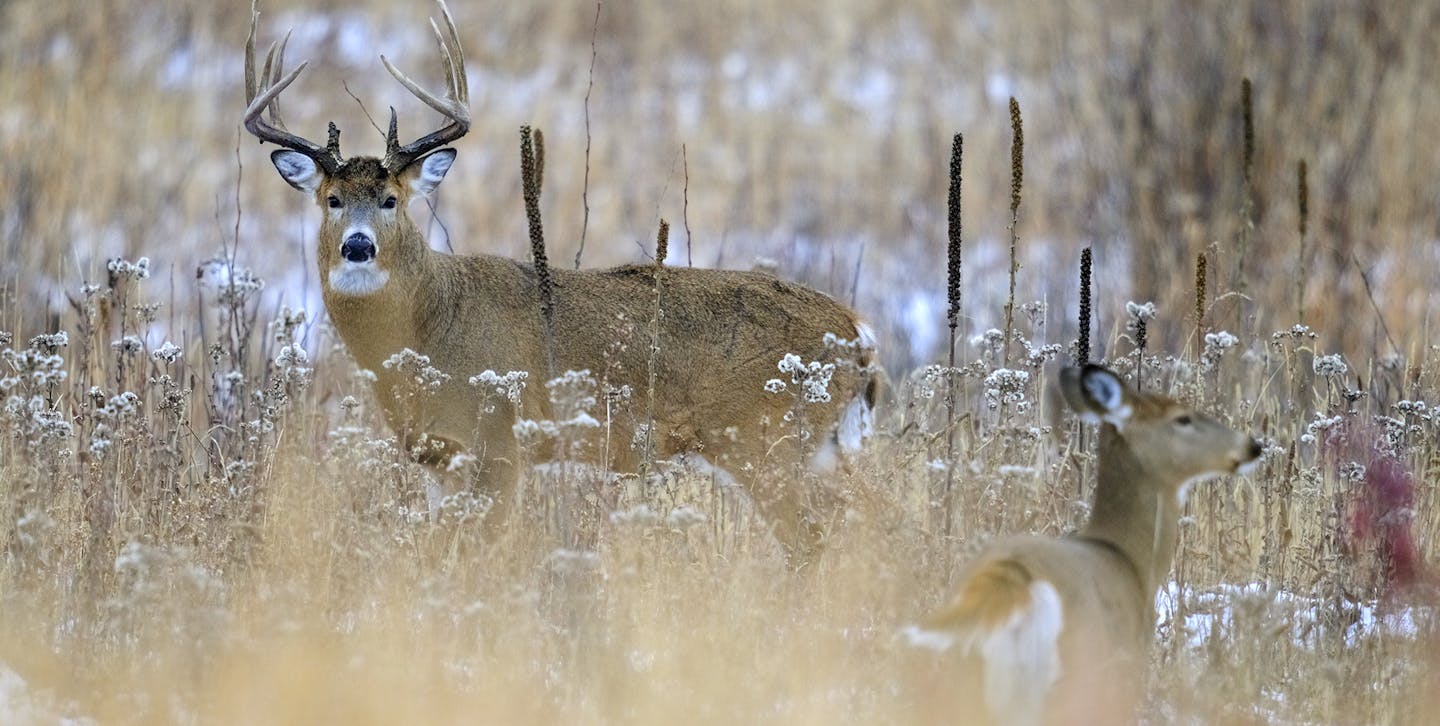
[733,464,843,568]
[405,430,518,532]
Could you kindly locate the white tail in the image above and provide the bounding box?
[906,365,1261,724]
[243,1,880,562]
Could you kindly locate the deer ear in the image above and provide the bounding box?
[404,149,456,198]
[1079,365,1133,426]
[1059,365,1132,425]
[271,150,323,194]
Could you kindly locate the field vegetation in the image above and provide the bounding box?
[1,0,1437,722]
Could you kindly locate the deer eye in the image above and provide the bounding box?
[382,196,398,210]
[1174,414,1194,426]
[327,195,342,209]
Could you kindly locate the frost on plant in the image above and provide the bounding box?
[111,335,144,357]
[107,256,151,282]
[1201,330,1239,370]
[152,341,182,364]
[3,337,69,389]
[509,370,603,452]
[775,353,835,404]
[982,368,1029,411]
[1022,342,1064,369]
[383,349,451,393]
[973,328,1007,359]
[1271,323,1317,343]
[1300,412,1344,445]
[274,344,313,387]
[1124,301,1157,333]
[1313,353,1348,378]
[469,370,529,408]
[610,504,660,528]
[914,365,945,400]
[268,306,307,346]
[197,257,266,308]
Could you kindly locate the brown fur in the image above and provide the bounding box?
[913,366,1260,724]
[286,155,878,559]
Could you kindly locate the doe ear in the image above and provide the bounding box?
[402,148,457,198]
[271,150,323,194]
[1059,365,1132,426]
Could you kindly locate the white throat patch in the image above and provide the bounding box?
[328,262,390,296]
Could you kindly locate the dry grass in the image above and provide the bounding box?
[2,0,1438,723]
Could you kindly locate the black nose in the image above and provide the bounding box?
[341,234,376,263]
[1247,438,1263,461]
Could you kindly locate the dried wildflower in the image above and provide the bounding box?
[1300,413,1345,445]
[1019,300,1046,327]
[545,370,599,436]
[197,258,265,308]
[1394,400,1431,419]
[547,548,601,574]
[665,505,708,530]
[469,370,529,404]
[974,328,1007,358]
[152,341,182,364]
[776,353,835,404]
[275,345,313,387]
[383,348,450,393]
[1124,301,1157,331]
[269,306,308,344]
[610,504,660,528]
[2,343,68,388]
[1200,330,1240,371]
[29,331,68,353]
[914,364,946,400]
[1272,323,1317,343]
[1023,342,1064,369]
[1313,354,1348,378]
[107,256,151,281]
[111,336,144,356]
[983,368,1029,410]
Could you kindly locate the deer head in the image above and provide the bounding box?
[242,0,469,297]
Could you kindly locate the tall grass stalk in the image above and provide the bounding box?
[1002,97,1023,369]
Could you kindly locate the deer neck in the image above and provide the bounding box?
[1078,425,1182,596]
[321,243,439,374]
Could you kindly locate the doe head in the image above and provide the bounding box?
[1059,364,1262,489]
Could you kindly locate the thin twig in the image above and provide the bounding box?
[574,2,602,269]
[1351,253,1398,354]
[683,144,693,267]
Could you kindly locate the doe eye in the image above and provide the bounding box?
[382,196,398,210]
[1175,414,1194,426]
[327,195,342,209]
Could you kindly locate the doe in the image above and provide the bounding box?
[905,364,1262,725]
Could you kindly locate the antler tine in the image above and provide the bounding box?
[435,0,468,105]
[242,1,341,174]
[266,30,291,127]
[381,0,471,170]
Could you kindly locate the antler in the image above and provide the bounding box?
[243,0,343,174]
[380,0,471,171]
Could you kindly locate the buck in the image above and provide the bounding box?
[904,365,1262,725]
[242,1,879,559]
